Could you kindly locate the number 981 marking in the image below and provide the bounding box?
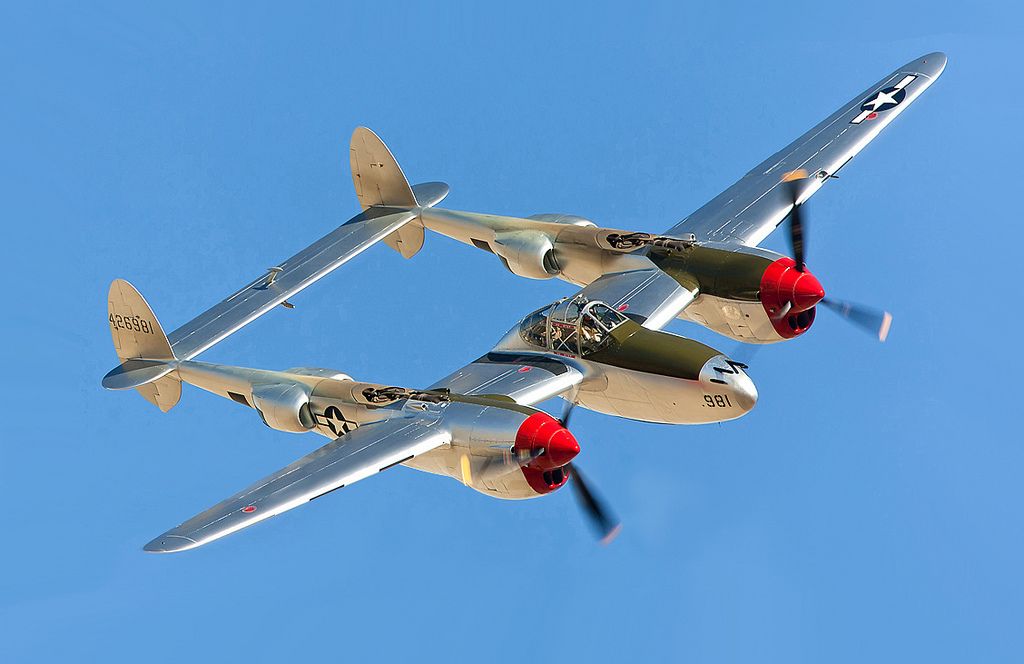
[704,394,733,408]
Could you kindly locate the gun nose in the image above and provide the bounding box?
[726,369,758,412]
[699,355,758,413]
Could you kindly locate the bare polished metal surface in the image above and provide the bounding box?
[104,53,945,552]
[144,413,451,553]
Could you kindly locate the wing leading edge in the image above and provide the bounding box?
[663,52,946,246]
[145,414,450,553]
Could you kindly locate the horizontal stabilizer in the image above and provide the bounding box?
[102,358,176,390]
[412,181,450,208]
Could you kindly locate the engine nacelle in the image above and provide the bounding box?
[650,242,825,343]
[446,404,579,497]
[491,230,560,280]
[251,382,315,433]
[526,213,597,227]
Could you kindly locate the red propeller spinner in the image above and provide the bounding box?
[759,257,826,338]
[514,411,580,493]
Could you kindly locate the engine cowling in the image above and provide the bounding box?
[251,382,315,433]
[491,230,560,280]
[455,405,579,496]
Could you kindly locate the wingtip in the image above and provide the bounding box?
[910,52,947,78]
[144,534,199,554]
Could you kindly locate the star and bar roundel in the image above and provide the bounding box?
[851,74,917,125]
[315,405,357,436]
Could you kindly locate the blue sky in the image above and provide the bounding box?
[2,2,1020,662]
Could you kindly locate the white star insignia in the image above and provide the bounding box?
[316,406,354,435]
[326,412,349,433]
[864,89,899,111]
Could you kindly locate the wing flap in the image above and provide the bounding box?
[664,52,946,245]
[144,415,449,552]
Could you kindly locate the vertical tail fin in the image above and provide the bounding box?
[349,127,449,259]
[103,279,181,411]
[108,279,174,362]
[350,127,418,210]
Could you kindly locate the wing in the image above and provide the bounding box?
[574,268,697,330]
[430,352,583,406]
[167,206,416,360]
[144,415,449,553]
[663,52,946,246]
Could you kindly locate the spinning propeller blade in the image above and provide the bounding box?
[782,169,808,273]
[477,446,545,482]
[821,299,893,342]
[567,462,621,544]
[558,398,576,429]
[781,171,893,342]
[558,402,621,544]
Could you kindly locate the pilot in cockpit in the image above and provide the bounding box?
[580,316,603,345]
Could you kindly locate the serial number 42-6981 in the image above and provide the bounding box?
[109,313,155,334]
[703,394,733,408]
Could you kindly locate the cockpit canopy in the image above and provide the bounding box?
[519,295,629,356]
